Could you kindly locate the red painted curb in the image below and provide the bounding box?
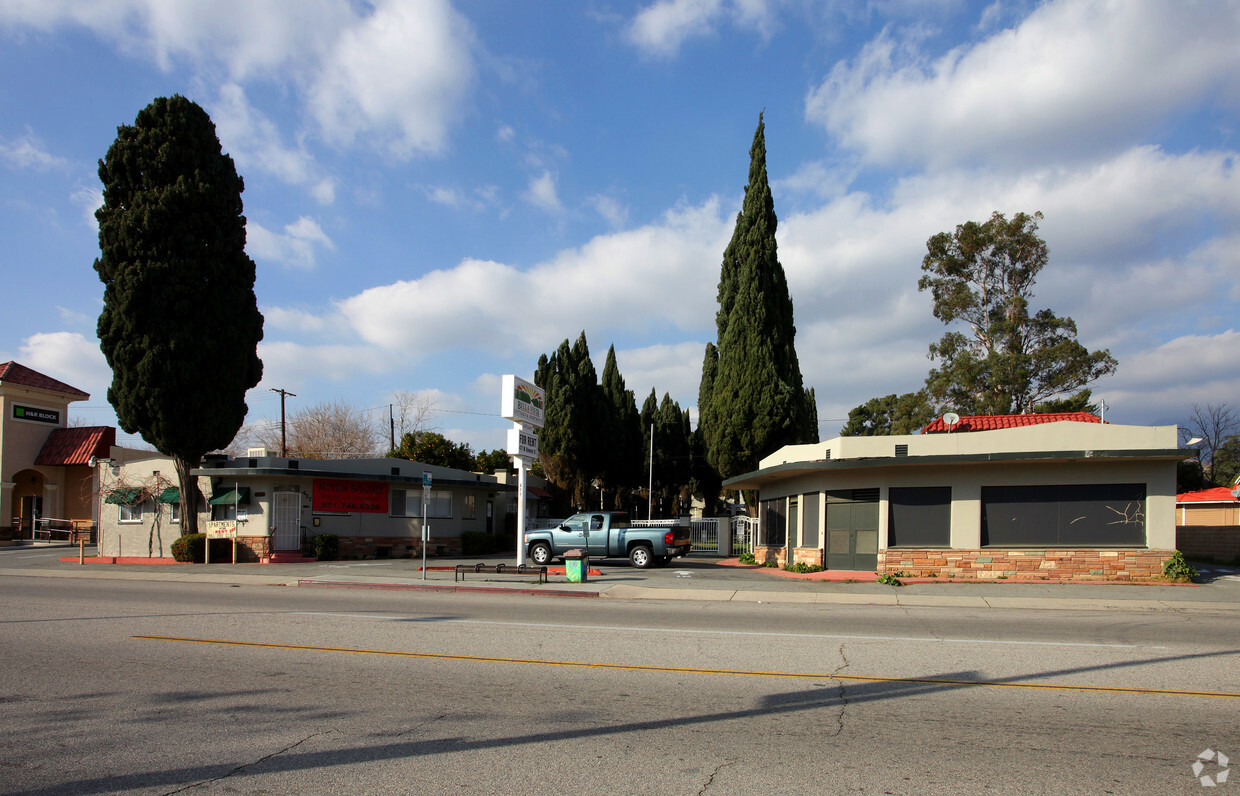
[296,579,598,597]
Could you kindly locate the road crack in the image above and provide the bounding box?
[162,730,335,795]
[697,759,737,795]
[829,642,850,737]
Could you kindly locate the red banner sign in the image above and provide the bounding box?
[312,479,389,513]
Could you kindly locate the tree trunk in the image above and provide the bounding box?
[174,455,202,536]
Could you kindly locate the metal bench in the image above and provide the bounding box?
[454,562,549,584]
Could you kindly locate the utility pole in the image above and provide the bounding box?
[269,388,296,457]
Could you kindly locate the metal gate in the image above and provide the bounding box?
[630,517,757,557]
[272,491,302,551]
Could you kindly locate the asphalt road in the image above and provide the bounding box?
[2,572,1238,795]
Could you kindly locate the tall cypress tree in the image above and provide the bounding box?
[600,345,641,501]
[698,113,816,481]
[95,95,264,535]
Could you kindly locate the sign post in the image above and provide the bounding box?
[422,471,431,580]
[500,375,545,567]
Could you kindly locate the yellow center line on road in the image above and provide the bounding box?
[132,635,1240,700]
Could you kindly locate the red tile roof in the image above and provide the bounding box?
[0,361,89,398]
[921,412,1102,434]
[34,426,116,466]
[1176,487,1239,504]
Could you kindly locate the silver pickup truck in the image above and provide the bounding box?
[524,511,692,568]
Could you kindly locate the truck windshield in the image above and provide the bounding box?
[610,513,630,528]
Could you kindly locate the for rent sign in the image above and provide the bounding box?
[312,479,389,513]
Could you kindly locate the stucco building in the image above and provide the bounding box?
[0,362,113,541]
[724,414,1186,580]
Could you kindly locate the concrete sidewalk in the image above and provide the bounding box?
[3,544,1239,613]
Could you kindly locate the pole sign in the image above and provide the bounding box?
[500,375,545,429]
[507,424,539,459]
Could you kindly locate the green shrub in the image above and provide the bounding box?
[876,572,903,586]
[1161,551,1198,582]
[309,533,339,561]
[460,530,500,556]
[171,533,205,563]
[783,562,824,573]
[737,552,757,565]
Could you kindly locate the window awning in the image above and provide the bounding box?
[158,488,180,504]
[104,488,142,505]
[208,486,251,506]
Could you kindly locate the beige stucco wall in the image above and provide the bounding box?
[0,389,77,530]
[764,422,1180,468]
[755,457,1176,551]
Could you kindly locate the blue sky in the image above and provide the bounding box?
[1,0,1238,455]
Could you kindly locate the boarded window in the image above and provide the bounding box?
[802,493,820,549]
[981,484,1146,547]
[762,498,786,546]
[888,486,951,547]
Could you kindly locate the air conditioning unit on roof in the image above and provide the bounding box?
[247,447,269,458]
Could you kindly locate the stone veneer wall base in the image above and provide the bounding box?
[878,548,1173,580]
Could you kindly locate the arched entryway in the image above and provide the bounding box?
[11,469,45,534]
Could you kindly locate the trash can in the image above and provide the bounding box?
[563,548,588,583]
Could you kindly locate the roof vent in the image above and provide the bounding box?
[391,467,400,476]
[248,458,257,468]
[895,444,909,457]
[824,449,831,460]
[288,460,299,470]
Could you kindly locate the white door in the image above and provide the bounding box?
[272,491,302,551]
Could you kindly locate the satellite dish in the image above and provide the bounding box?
[942,413,960,432]
[88,456,96,468]
[1232,488,1240,499]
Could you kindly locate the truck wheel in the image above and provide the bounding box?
[529,542,553,566]
[629,545,654,569]
[654,556,673,567]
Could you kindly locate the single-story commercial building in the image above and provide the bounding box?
[1175,486,1239,564]
[0,362,113,541]
[98,451,516,561]
[723,413,1187,580]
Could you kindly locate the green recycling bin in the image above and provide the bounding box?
[563,548,588,583]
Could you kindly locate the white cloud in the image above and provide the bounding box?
[261,306,329,333]
[1090,330,1240,424]
[590,194,628,228]
[625,0,777,57]
[627,0,725,56]
[524,170,563,214]
[807,0,1240,169]
[256,340,392,391]
[337,197,731,358]
[424,184,497,212]
[18,332,110,396]
[1,0,478,161]
[247,216,334,268]
[308,0,476,157]
[70,185,103,229]
[210,82,335,203]
[614,341,709,412]
[0,130,69,171]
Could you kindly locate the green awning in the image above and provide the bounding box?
[158,488,180,504]
[208,486,251,506]
[104,488,142,505]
